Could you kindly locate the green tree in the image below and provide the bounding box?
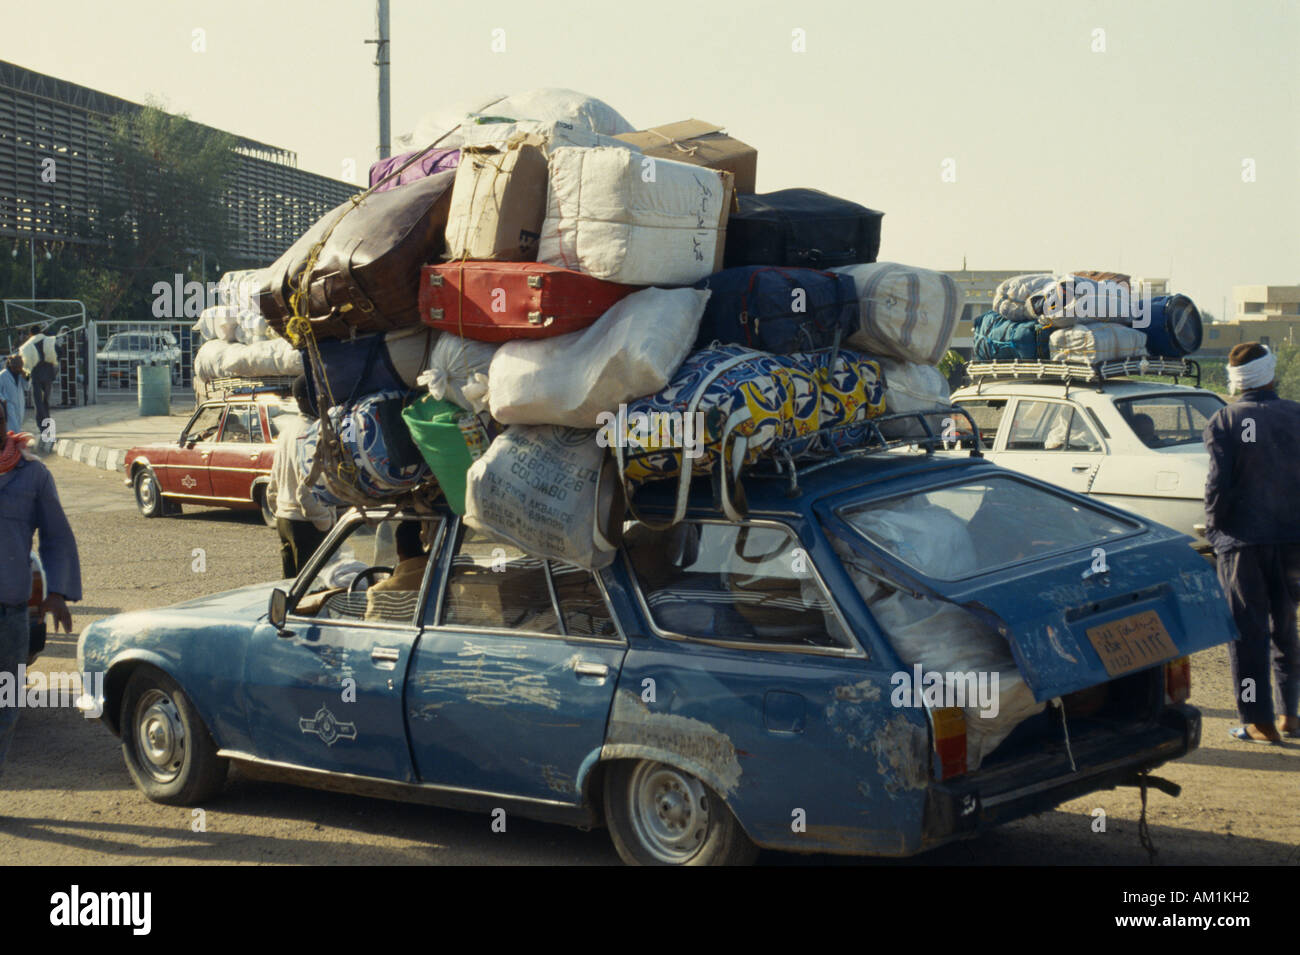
[77,102,237,321]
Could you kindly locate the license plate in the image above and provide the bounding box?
[1086,610,1179,677]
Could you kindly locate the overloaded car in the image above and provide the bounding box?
[950,359,1224,550]
[124,388,295,524]
[96,330,184,388]
[78,424,1236,865]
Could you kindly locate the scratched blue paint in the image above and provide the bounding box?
[77,450,1233,859]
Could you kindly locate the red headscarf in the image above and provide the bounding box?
[0,430,35,473]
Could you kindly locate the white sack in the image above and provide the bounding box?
[194,305,241,343]
[458,119,638,152]
[878,359,953,440]
[834,263,964,366]
[400,89,635,152]
[216,268,266,312]
[420,333,497,412]
[870,591,1045,770]
[539,147,729,286]
[464,426,617,571]
[237,311,271,344]
[194,337,303,380]
[489,287,711,428]
[1049,322,1148,362]
[992,273,1056,321]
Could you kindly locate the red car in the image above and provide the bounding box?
[124,392,296,524]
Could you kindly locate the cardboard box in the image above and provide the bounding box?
[444,133,550,261]
[615,119,757,194]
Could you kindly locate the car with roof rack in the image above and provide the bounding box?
[123,380,297,525]
[78,408,1235,865]
[948,358,1223,551]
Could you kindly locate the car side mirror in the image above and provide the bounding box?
[268,588,288,631]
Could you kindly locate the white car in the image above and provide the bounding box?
[949,363,1225,549]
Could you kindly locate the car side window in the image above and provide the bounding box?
[955,399,1008,447]
[292,516,442,626]
[219,405,257,443]
[439,526,618,639]
[625,521,854,651]
[1005,400,1098,452]
[185,405,224,444]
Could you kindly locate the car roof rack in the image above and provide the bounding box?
[203,376,296,399]
[965,357,1200,395]
[751,405,984,497]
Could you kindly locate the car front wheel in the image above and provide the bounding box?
[133,468,167,518]
[120,667,227,805]
[603,760,758,866]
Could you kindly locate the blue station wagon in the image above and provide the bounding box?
[77,437,1237,865]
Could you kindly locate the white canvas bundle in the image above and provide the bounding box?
[194,337,303,379]
[834,263,964,366]
[488,287,710,428]
[464,426,619,571]
[1048,322,1148,362]
[539,147,729,286]
[458,119,637,152]
[877,359,953,440]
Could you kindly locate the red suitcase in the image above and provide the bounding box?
[419,262,640,342]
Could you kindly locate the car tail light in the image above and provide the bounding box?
[1164,656,1191,704]
[931,706,967,780]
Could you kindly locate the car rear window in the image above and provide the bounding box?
[1115,393,1224,448]
[835,475,1137,581]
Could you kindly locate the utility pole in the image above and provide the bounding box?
[365,0,392,160]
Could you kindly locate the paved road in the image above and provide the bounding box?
[2,455,1295,865]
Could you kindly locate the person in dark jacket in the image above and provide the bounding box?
[0,427,82,778]
[1203,342,1300,743]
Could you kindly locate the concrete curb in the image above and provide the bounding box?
[52,438,126,475]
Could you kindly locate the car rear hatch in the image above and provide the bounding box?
[817,470,1235,702]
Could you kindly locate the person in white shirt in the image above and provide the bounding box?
[267,377,334,578]
[19,332,58,450]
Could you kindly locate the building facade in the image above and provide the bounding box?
[0,60,354,265]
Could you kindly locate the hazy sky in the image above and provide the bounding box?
[4,0,1296,318]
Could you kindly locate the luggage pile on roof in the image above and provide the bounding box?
[233,88,975,570]
[973,271,1204,365]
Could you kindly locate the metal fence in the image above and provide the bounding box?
[87,320,200,400]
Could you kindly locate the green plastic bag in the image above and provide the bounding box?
[401,395,475,514]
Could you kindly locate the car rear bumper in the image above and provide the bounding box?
[921,704,1201,848]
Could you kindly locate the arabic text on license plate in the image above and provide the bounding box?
[1086,610,1178,678]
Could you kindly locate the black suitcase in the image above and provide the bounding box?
[723,189,883,270]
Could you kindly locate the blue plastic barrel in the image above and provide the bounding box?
[1143,294,1203,357]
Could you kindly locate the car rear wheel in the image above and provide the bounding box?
[603,760,758,866]
[255,486,276,527]
[120,667,227,805]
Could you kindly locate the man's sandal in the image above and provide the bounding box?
[1229,726,1282,744]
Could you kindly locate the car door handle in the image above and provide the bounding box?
[573,661,609,679]
[1071,465,1090,472]
[371,647,400,665]
[249,454,259,461]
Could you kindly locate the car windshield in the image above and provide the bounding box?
[1114,393,1224,448]
[834,475,1137,582]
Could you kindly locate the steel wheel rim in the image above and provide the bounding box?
[135,689,186,783]
[137,474,157,512]
[627,762,711,864]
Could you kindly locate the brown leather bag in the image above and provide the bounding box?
[260,169,457,341]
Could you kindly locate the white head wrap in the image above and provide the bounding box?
[1227,347,1277,394]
